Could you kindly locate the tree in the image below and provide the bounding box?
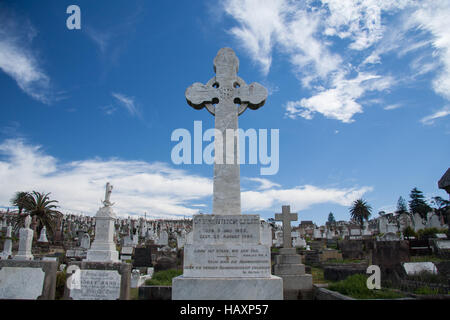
[431,196,450,224]
[395,196,408,215]
[12,191,62,237]
[328,212,336,224]
[408,187,432,219]
[10,191,32,214]
[349,198,372,227]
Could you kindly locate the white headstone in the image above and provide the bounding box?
[1,224,13,259]
[14,216,34,261]
[403,262,437,275]
[38,226,49,243]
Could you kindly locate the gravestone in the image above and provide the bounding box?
[260,221,272,247]
[64,261,130,300]
[14,215,34,261]
[38,226,49,243]
[65,183,130,300]
[132,247,152,268]
[85,182,119,262]
[121,246,134,262]
[273,205,312,300]
[403,262,437,275]
[172,48,282,300]
[0,260,57,299]
[80,233,90,250]
[0,223,13,260]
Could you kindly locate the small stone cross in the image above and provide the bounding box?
[275,205,298,248]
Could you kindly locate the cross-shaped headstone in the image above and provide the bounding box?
[186,47,268,215]
[275,205,298,248]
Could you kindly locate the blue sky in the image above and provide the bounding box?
[0,0,448,224]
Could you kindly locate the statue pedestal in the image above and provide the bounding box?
[85,206,119,263]
[172,214,283,300]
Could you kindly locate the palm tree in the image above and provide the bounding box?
[10,191,32,214]
[12,191,62,237]
[349,198,372,227]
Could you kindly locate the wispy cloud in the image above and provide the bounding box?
[286,72,394,123]
[384,104,402,111]
[245,177,281,190]
[223,1,450,125]
[242,184,373,213]
[420,105,450,125]
[0,9,53,104]
[112,92,140,117]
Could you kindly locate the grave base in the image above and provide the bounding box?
[0,260,57,300]
[64,261,131,300]
[172,275,283,300]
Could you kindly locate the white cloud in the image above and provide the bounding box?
[223,0,341,79]
[242,184,373,212]
[245,177,281,190]
[322,0,410,50]
[410,2,450,100]
[112,92,140,117]
[0,12,52,104]
[384,104,402,110]
[0,138,372,219]
[420,105,450,125]
[0,138,212,219]
[286,72,394,123]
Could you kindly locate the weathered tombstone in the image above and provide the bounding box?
[0,259,57,299]
[80,233,90,250]
[273,205,312,299]
[0,223,13,260]
[120,246,134,262]
[172,48,282,300]
[260,221,272,247]
[158,230,169,246]
[403,262,437,275]
[38,226,49,243]
[132,247,152,268]
[64,183,131,300]
[14,215,34,261]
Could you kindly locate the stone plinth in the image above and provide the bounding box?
[0,260,57,300]
[273,248,312,300]
[172,214,282,300]
[85,206,119,263]
[64,261,131,300]
[172,276,283,300]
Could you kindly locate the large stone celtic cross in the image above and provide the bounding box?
[185,48,268,215]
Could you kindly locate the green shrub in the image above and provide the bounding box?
[144,269,182,286]
[414,286,440,295]
[328,274,404,299]
[417,228,444,240]
[55,271,67,300]
[403,226,416,238]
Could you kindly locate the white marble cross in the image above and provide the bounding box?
[275,205,298,248]
[185,48,268,215]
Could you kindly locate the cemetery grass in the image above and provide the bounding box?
[328,274,406,299]
[130,288,139,300]
[144,269,182,286]
[310,267,326,284]
[410,255,446,263]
